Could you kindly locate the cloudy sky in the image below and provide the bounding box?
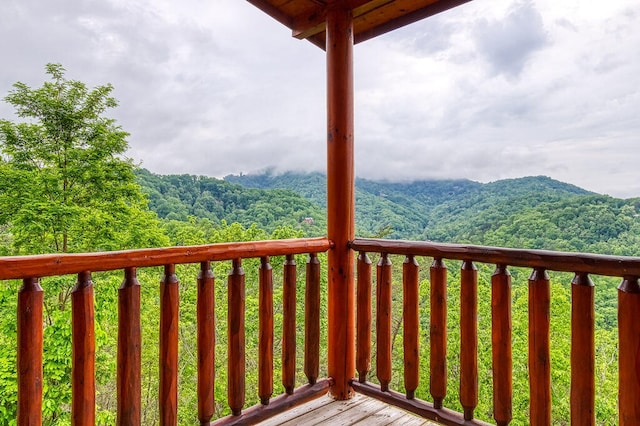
[1,0,639,197]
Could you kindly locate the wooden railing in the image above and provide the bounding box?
[2,237,332,425]
[349,238,640,426]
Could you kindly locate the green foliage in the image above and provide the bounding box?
[0,64,168,254]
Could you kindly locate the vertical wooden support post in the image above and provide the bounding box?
[118,267,141,425]
[403,255,419,399]
[618,276,640,424]
[228,258,245,415]
[430,258,447,408]
[72,271,95,425]
[570,272,595,425]
[305,253,321,385]
[17,277,43,424]
[528,268,551,425]
[259,256,273,404]
[282,254,297,395]
[197,262,215,422]
[356,252,372,383]
[460,261,478,420]
[159,264,179,425]
[491,265,512,426]
[376,253,392,392]
[326,3,355,400]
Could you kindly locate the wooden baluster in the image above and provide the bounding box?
[357,251,372,383]
[197,262,215,421]
[228,258,245,415]
[460,260,478,420]
[259,256,273,404]
[159,264,179,425]
[430,258,447,408]
[403,255,419,399]
[118,268,141,425]
[72,271,95,425]
[569,272,595,425]
[618,276,640,424]
[305,253,321,385]
[282,254,297,395]
[491,265,512,426]
[17,277,43,424]
[529,268,551,425]
[376,253,392,392]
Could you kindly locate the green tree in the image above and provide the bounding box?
[0,63,167,254]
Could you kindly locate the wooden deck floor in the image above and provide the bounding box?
[256,393,440,426]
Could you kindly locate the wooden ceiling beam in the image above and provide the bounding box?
[354,0,471,43]
[291,0,390,40]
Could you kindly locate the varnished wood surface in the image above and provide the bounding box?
[117,268,141,425]
[0,237,331,280]
[351,237,640,277]
[197,262,215,422]
[255,392,441,426]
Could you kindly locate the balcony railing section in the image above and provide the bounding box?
[350,237,640,426]
[3,237,332,425]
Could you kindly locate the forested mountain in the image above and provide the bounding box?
[224,171,640,255]
[135,169,326,236]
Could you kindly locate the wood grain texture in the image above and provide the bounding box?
[0,237,331,280]
[117,268,141,425]
[197,262,215,422]
[402,255,419,399]
[570,273,595,426]
[305,253,321,385]
[17,278,43,425]
[459,261,478,420]
[159,264,179,425]
[528,268,551,426]
[282,254,297,395]
[356,252,372,383]
[491,265,512,426]
[72,271,95,425]
[618,276,640,424]
[350,238,640,278]
[228,259,246,415]
[376,253,392,392]
[326,3,355,401]
[259,256,274,404]
[429,258,447,408]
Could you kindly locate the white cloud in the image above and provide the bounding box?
[0,0,639,197]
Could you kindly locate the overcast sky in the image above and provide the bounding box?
[1,0,639,197]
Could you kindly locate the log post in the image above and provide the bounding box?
[17,277,43,424]
[376,253,392,392]
[403,255,419,399]
[460,260,478,420]
[118,267,141,425]
[570,272,595,425]
[326,3,355,400]
[356,251,372,383]
[259,256,273,404]
[282,254,297,395]
[529,268,551,425]
[228,258,246,415]
[305,253,321,385]
[491,265,512,426]
[618,276,640,424]
[159,264,179,425]
[72,271,95,425]
[430,258,447,408]
[197,262,215,422]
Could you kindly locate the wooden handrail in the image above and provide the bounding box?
[10,238,332,424]
[351,238,640,425]
[350,238,640,277]
[0,237,332,280]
